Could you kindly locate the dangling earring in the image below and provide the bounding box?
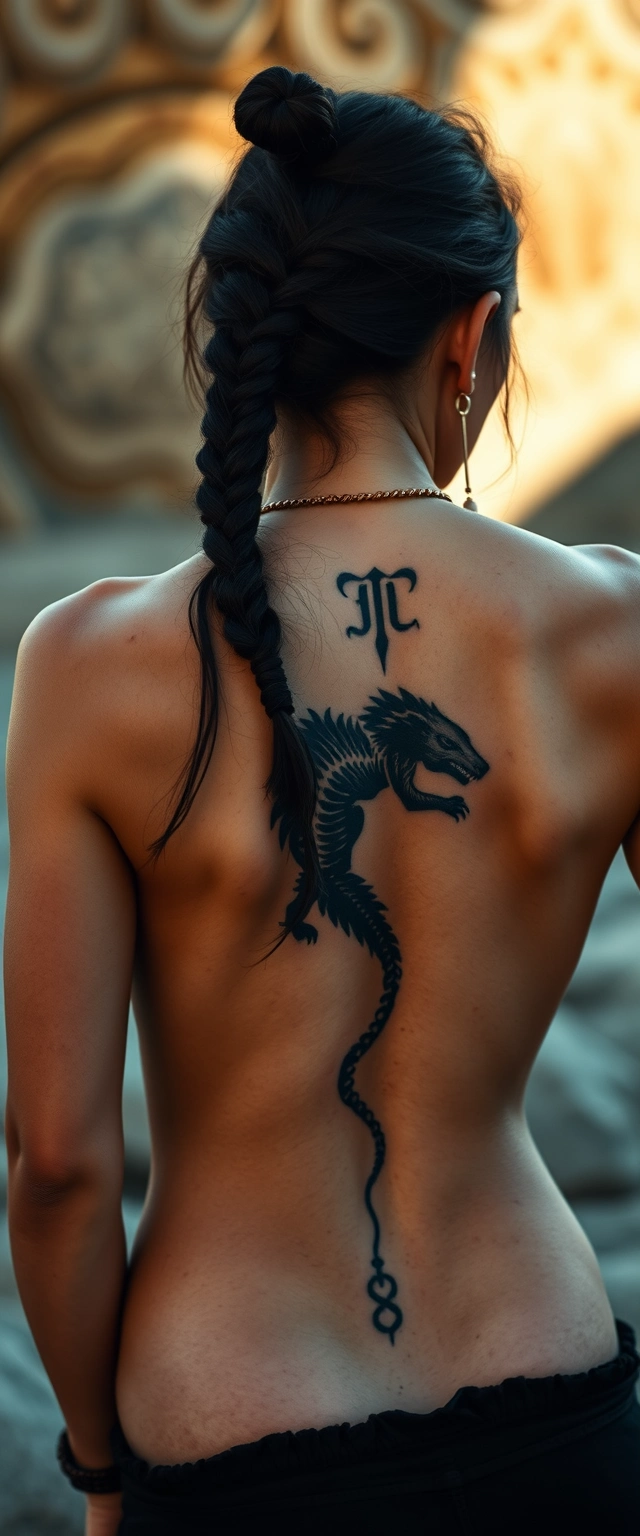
[455,387,478,512]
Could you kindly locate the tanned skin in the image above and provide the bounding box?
[5,293,640,1535]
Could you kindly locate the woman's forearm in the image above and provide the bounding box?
[8,1161,127,1468]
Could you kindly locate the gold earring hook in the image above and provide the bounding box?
[455,392,478,513]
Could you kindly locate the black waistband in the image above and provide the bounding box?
[112,1318,639,1496]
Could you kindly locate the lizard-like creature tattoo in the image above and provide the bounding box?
[272,687,489,1344]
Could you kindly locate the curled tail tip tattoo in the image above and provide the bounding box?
[275,685,489,1344]
[369,1256,402,1344]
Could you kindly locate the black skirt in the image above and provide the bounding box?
[113,1317,640,1534]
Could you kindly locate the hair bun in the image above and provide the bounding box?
[234,66,337,164]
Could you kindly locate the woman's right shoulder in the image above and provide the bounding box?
[532,537,640,724]
[468,521,640,723]
[560,540,640,658]
[487,519,640,631]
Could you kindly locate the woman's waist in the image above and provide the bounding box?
[115,1155,617,1464]
[114,1317,639,1500]
[124,1108,600,1287]
[119,1177,612,1345]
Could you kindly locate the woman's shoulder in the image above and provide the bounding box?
[426,511,640,721]
[16,554,207,679]
[455,512,640,629]
[10,557,210,777]
[486,524,640,718]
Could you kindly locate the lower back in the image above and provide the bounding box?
[115,1092,616,1463]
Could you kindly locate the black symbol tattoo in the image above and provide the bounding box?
[337,567,419,673]
[272,687,489,1344]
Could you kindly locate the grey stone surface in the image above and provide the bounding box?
[526,848,640,1335]
[0,1315,83,1536]
[0,521,639,1529]
[523,425,640,554]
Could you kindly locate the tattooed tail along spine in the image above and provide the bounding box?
[334,870,404,1343]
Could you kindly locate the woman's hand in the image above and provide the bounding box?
[85,1491,123,1536]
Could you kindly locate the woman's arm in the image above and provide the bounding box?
[624,814,640,892]
[4,597,136,1487]
[621,559,640,892]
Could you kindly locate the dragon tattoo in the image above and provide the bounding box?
[272,686,489,1344]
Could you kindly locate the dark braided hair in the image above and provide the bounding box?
[152,66,522,931]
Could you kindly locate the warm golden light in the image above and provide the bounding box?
[0,2,638,534]
[450,0,640,524]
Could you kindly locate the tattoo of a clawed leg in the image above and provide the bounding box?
[272,686,489,1345]
[337,567,419,672]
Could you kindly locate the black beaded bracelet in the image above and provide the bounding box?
[56,1430,121,1494]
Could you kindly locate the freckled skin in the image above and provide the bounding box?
[5,500,640,1469]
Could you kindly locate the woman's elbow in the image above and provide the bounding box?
[5,1107,124,1212]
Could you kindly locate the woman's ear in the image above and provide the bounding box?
[450,291,502,396]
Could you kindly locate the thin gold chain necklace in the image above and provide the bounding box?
[261,486,452,513]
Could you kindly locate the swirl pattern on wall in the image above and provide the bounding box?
[0,114,232,501]
[2,0,128,80]
[0,0,639,530]
[283,0,426,91]
[147,0,276,62]
[472,0,539,13]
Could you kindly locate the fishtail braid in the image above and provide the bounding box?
[154,63,521,952]
[153,251,318,933]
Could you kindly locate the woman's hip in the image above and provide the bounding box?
[114,1318,640,1535]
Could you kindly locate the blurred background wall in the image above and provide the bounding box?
[0,0,639,565]
[0,3,639,1530]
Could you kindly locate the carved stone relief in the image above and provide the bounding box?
[1,0,129,80]
[0,94,236,517]
[449,0,640,522]
[0,150,216,494]
[282,0,427,91]
[0,0,637,529]
[146,0,278,65]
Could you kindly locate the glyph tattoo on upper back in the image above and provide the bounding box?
[273,687,489,1345]
[337,566,419,672]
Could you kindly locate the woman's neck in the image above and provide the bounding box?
[263,390,437,505]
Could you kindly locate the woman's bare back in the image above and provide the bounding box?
[44,498,635,1465]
